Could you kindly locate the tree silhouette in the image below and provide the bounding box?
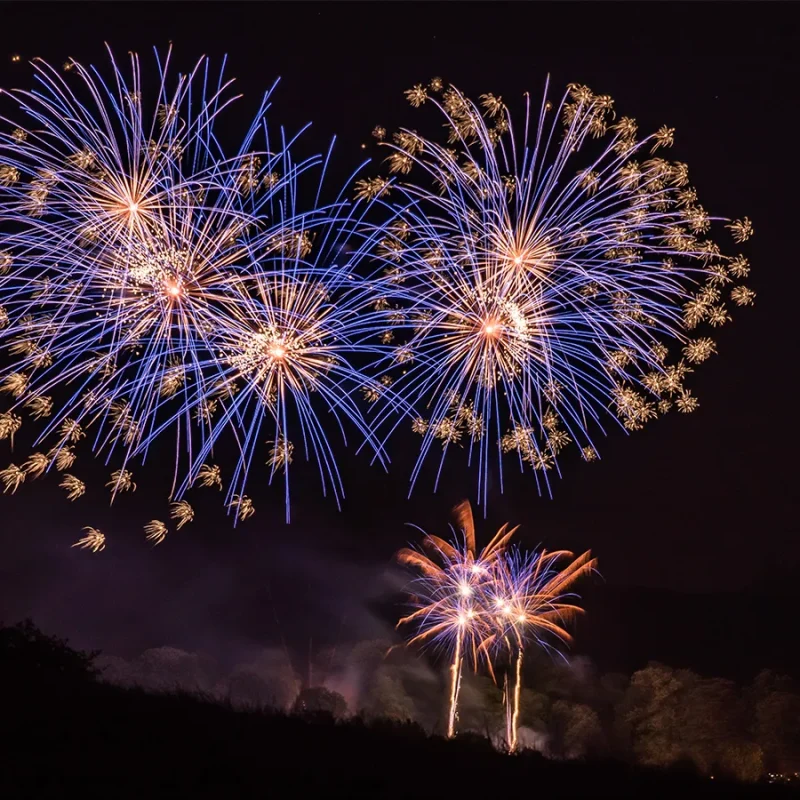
[0,619,99,688]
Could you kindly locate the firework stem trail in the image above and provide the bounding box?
[510,647,523,752]
[447,625,464,739]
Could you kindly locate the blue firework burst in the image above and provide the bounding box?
[365,78,755,507]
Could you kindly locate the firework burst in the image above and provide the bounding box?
[72,526,105,553]
[0,46,307,482]
[0,46,390,534]
[486,546,597,751]
[164,144,392,522]
[366,79,755,507]
[395,500,519,737]
[395,501,596,747]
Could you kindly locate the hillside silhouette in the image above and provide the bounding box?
[3,620,799,798]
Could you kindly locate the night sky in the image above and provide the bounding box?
[1,2,797,675]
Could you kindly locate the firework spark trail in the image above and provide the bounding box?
[365,78,755,509]
[447,623,464,739]
[510,647,523,752]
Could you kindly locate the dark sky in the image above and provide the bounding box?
[1,2,798,669]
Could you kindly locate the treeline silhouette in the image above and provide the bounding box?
[2,620,798,798]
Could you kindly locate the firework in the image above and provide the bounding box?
[59,473,85,500]
[22,451,50,478]
[72,526,105,553]
[395,500,518,737]
[164,142,392,522]
[0,463,25,493]
[107,468,136,496]
[487,546,596,751]
[168,500,193,528]
[229,494,255,522]
[367,79,755,507]
[0,47,306,487]
[0,46,391,533]
[195,462,222,489]
[144,519,168,546]
[395,499,596,747]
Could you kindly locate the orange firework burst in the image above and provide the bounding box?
[395,500,597,748]
[395,500,518,738]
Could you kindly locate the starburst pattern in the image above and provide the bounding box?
[107,469,136,494]
[0,46,393,532]
[196,463,222,490]
[730,286,756,307]
[354,176,391,201]
[363,78,754,505]
[726,217,754,243]
[25,395,53,419]
[48,444,76,471]
[0,411,22,446]
[682,338,717,364]
[22,451,50,478]
[0,463,26,493]
[675,389,699,413]
[229,494,255,522]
